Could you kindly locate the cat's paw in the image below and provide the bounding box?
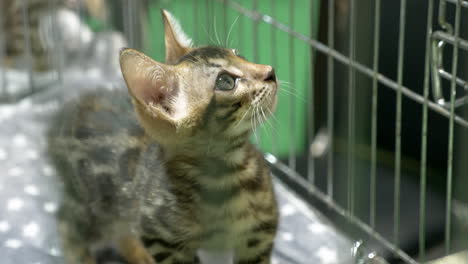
[118,236,155,264]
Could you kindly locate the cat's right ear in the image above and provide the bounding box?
[161,9,193,64]
[119,48,182,126]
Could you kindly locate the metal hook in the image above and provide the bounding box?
[431,0,455,106]
[352,241,389,264]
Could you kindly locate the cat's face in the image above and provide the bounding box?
[120,10,277,145]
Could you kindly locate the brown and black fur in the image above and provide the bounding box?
[48,10,278,264]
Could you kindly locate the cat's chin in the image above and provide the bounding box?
[264,83,278,114]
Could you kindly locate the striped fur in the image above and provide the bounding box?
[48,11,278,264]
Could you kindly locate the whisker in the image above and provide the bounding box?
[251,106,258,142]
[279,89,306,103]
[279,88,300,96]
[235,105,251,128]
[260,106,277,138]
[255,106,262,140]
[202,25,218,45]
[267,108,280,125]
[279,80,293,85]
[213,16,222,46]
[225,16,240,47]
[255,106,263,142]
[257,106,264,127]
[278,85,300,94]
[260,107,272,128]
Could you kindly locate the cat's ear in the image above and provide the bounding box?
[161,9,193,64]
[120,48,184,127]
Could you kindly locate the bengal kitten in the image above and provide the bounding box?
[1,0,104,71]
[48,10,279,264]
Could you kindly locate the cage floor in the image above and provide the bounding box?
[0,71,354,264]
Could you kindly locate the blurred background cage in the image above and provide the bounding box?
[2,0,468,263]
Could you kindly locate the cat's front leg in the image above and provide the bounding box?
[143,236,199,264]
[118,235,156,264]
[235,239,275,264]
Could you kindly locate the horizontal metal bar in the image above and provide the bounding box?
[264,153,419,264]
[453,95,468,108]
[439,69,468,91]
[433,31,468,51]
[444,0,468,8]
[223,0,468,129]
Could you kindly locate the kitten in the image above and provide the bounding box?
[1,0,103,71]
[48,10,279,264]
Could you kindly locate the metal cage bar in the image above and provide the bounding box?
[306,0,316,184]
[2,0,467,263]
[369,0,381,231]
[222,0,468,263]
[418,0,435,260]
[288,0,297,171]
[445,0,462,255]
[393,0,407,249]
[222,0,468,129]
[347,0,356,217]
[270,0,279,156]
[326,0,335,201]
[20,0,35,93]
[0,0,7,99]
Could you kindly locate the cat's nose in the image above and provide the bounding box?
[263,67,276,82]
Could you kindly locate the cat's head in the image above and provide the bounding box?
[120,10,277,146]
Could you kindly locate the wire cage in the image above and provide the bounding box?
[1,0,468,264]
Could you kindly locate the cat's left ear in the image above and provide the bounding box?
[161,9,193,64]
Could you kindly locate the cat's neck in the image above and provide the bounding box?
[159,130,254,175]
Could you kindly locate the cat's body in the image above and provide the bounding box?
[48,10,278,264]
[50,88,277,264]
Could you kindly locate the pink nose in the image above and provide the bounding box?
[257,65,276,82]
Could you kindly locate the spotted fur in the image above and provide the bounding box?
[48,10,278,264]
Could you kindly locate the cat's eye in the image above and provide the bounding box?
[215,74,237,91]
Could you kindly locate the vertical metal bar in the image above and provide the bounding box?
[237,2,244,53]
[394,0,407,248]
[307,0,315,183]
[370,0,381,230]
[77,0,84,70]
[123,0,132,47]
[205,0,211,38]
[20,0,35,94]
[128,0,135,47]
[253,0,260,143]
[327,0,335,199]
[194,0,199,43]
[445,0,461,255]
[252,0,258,63]
[131,0,138,49]
[0,0,7,98]
[347,0,356,216]
[288,0,296,171]
[51,0,63,86]
[223,0,228,42]
[122,0,128,45]
[46,0,53,75]
[419,0,434,261]
[270,0,278,156]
